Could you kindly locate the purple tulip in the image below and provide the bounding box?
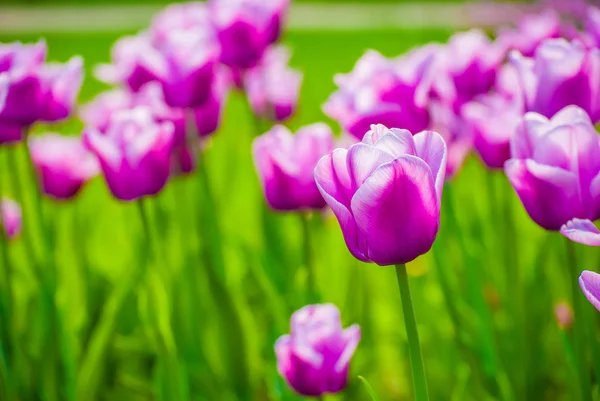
[0,41,83,128]
[462,92,522,169]
[324,48,434,140]
[561,218,600,246]
[432,29,503,108]
[511,38,600,122]
[497,10,562,57]
[275,303,361,397]
[96,30,220,108]
[29,133,99,200]
[314,124,447,265]
[1,198,21,240]
[245,46,302,122]
[253,123,334,211]
[84,107,175,201]
[208,0,290,69]
[579,270,600,311]
[584,6,600,48]
[149,2,211,47]
[505,106,600,231]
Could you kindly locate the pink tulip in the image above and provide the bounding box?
[253,123,334,211]
[29,133,99,200]
[275,304,361,397]
[561,218,600,246]
[314,124,447,265]
[84,107,175,201]
[579,270,600,312]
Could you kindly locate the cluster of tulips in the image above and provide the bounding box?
[3,0,600,399]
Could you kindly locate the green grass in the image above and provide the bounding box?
[0,26,597,401]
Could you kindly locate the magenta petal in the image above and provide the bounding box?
[413,130,447,202]
[351,155,439,266]
[505,159,583,230]
[314,150,367,261]
[561,218,600,246]
[579,270,600,311]
[346,144,395,192]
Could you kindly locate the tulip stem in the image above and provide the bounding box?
[395,263,429,401]
[564,239,593,401]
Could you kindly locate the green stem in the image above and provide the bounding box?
[564,239,592,401]
[299,213,317,303]
[395,263,429,401]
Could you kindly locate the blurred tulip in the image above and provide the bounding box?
[511,38,600,122]
[29,133,99,200]
[505,106,600,231]
[462,92,522,169]
[579,270,600,312]
[497,10,562,57]
[96,30,220,108]
[314,124,447,265]
[1,198,21,240]
[0,41,83,128]
[253,123,334,211]
[209,0,290,69]
[584,6,600,48]
[433,29,503,109]
[561,218,600,246]
[554,302,574,330]
[275,303,361,397]
[245,46,302,122]
[324,48,434,140]
[149,2,210,47]
[84,107,175,201]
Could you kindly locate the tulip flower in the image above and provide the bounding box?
[585,7,600,48]
[149,2,210,47]
[462,92,522,169]
[432,29,503,108]
[275,303,361,397]
[208,0,290,69]
[579,270,600,312]
[245,46,302,122]
[29,133,100,200]
[511,38,600,122]
[1,198,21,240]
[84,107,175,201]
[324,48,435,140]
[253,123,334,211]
[314,124,447,266]
[561,218,600,246]
[505,106,600,231]
[0,41,83,132]
[497,10,562,57]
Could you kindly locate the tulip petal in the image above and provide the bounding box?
[511,112,550,159]
[505,159,583,230]
[334,324,361,373]
[373,128,416,158]
[315,150,367,261]
[579,270,600,311]
[351,155,438,265]
[413,130,447,202]
[561,218,600,246]
[347,143,395,191]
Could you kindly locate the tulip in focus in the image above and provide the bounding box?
[505,106,600,231]
[245,46,302,122]
[253,123,334,211]
[579,270,600,312]
[29,133,100,200]
[275,303,361,397]
[314,124,447,266]
[511,38,600,122]
[1,198,21,240]
[84,107,175,201]
[324,48,435,140]
[561,218,600,246]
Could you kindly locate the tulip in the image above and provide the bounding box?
[314,124,447,266]
[245,46,302,122]
[29,133,100,200]
[274,303,361,397]
[208,0,290,69]
[1,198,21,240]
[505,106,600,231]
[585,6,600,48]
[580,270,600,312]
[497,10,562,57]
[149,2,210,47]
[510,38,600,122]
[432,29,503,108]
[84,107,175,201]
[561,218,600,246]
[462,92,522,169]
[323,48,435,140]
[253,123,334,211]
[0,41,83,129]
